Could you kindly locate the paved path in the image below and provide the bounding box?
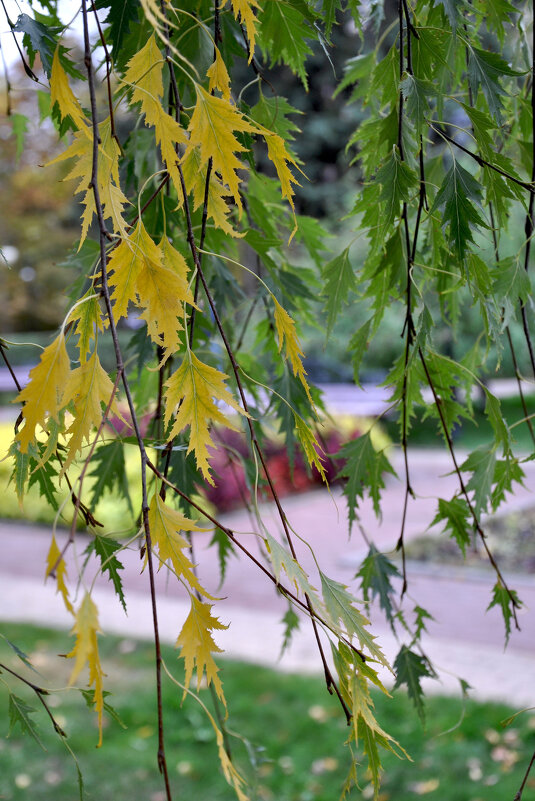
[2,448,535,707]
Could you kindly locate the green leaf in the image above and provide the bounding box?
[413,605,434,641]
[336,432,397,525]
[320,571,390,667]
[460,446,497,517]
[431,497,472,554]
[279,605,300,657]
[28,445,60,511]
[209,526,235,586]
[88,441,133,513]
[8,441,30,504]
[80,689,127,729]
[8,694,44,748]
[94,0,141,63]
[491,457,524,511]
[259,1,314,88]
[393,645,435,722]
[375,146,418,231]
[468,45,523,121]
[86,535,127,612]
[400,74,436,132]
[491,256,531,327]
[431,159,488,259]
[264,531,320,604]
[349,319,373,386]
[433,0,462,29]
[249,93,302,145]
[484,389,511,455]
[321,248,356,338]
[0,636,38,673]
[487,581,522,644]
[357,545,401,627]
[11,113,28,163]
[13,13,60,76]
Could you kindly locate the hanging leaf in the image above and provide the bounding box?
[431,159,488,259]
[16,333,71,453]
[393,645,436,722]
[148,493,212,597]
[45,534,74,614]
[175,596,228,703]
[185,86,258,210]
[164,351,247,483]
[60,351,123,471]
[67,593,105,746]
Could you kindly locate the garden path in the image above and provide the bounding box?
[1,448,535,708]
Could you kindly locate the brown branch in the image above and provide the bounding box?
[81,4,173,798]
[0,662,67,738]
[514,748,535,801]
[418,347,521,628]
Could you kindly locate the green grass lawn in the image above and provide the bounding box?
[385,393,535,451]
[1,623,534,801]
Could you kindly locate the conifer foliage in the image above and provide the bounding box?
[1,0,535,799]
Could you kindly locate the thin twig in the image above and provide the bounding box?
[0,662,67,738]
[514,748,535,801]
[81,4,173,797]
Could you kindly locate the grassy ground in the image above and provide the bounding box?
[384,394,535,452]
[1,623,534,801]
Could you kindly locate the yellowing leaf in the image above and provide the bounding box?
[294,415,326,481]
[108,222,191,358]
[124,34,188,193]
[67,291,104,364]
[206,50,231,100]
[160,236,196,306]
[272,297,312,402]
[67,592,105,746]
[60,351,123,472]
[148,494,213,598]
[45,535,74,615]
[125,33,164,105]
[264,132,301,210]
[16,333,71,453]
[164,351,247,484]
[175,595,227,704]
[185,86,258,210]
[225,0,259,58]
[50,47,87,129]
[47,118,128,245]
[181,147,240,236]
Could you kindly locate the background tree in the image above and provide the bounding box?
[1,1,534,799]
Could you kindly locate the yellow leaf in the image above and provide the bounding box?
[181,147,240,236]
[264,132,301,210]
[148,494,213,598]
[47,118,128,245]
[160,236,196,306]
[60,351,123,471]
[175,595,227,704]
[272,298,313,403]
[67,592,105,746]
[225,0,259,58]
[108,222,191,357]
[16,333,71,453]
[67,292,104,364]
[45,535,74,615]
[164,351,247,484]
[50,47,87,129]
[185,86,258,210]
[294,415,326,481]
[206,50,231,100]
[124,34,188,194]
